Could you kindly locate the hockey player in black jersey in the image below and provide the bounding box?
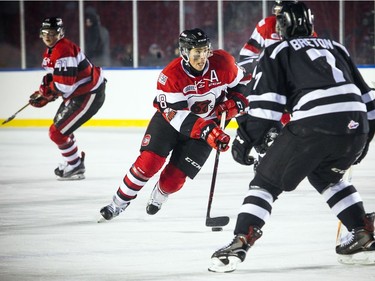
[209,1,375,273]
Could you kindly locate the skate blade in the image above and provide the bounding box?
[208,256,241,273]
[56,174,85,181]
[97,215,108,223]
[337,251,375,265]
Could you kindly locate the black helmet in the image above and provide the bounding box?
[40,17,64,37]
[179,28,211,61]
[272,1,297,15]
[276,2,313,39]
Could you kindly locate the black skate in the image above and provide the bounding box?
[146,184,168,215]
[208,226,262,273]
[55,152,85,181]
[336,212,375,265]
[98,197,130,223]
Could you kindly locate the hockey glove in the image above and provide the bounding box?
[29,91,50,108]
[39,73,58,101]
[191,119,230,152]
[215,92,248,120]
[254,126,280,154]
[231,125,255,165]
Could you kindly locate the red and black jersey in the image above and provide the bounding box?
[154,49,244,137]
[240,16,280,60]
[238,15,280,84]
[41,37,105,100]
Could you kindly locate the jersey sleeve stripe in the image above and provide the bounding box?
[248,92,287,104]
[292,101,366,121]
[247,107,282,121]
[294,84,361,111]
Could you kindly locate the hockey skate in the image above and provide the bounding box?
[146,183,168,215]
[54,152,85,180]
[336,212,375,265]
[208,226,263,273]
[98,196,130,222]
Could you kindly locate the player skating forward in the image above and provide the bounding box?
[28,17,106,180]
[99,28,248,220]
[209,2,375,273]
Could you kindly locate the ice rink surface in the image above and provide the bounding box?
[0,127,374,281]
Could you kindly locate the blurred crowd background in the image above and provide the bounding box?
[0,0,374,69]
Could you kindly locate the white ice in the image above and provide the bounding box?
[0,127,374,281]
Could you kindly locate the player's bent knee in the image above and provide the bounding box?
[49,124,69,145]
[159,164,187,193]
[134,150,166,178]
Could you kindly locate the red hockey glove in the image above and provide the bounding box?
[215,92,248,120]
[206,126,230,152]
[215,99,238,120]
[191,119,230,152]
[39,73,58,101]
[29,91,50,108]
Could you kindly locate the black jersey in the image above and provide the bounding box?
[246,36,375,140]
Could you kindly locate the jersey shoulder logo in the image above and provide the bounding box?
[158,73,168,85]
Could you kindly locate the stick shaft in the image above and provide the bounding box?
[2,103,30,125]
[206,111,227,221]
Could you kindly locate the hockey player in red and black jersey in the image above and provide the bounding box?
[209,2,375,273]
[28,17,106,180]
[99,28,248,221]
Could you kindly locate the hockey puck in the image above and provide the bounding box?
[212,227,223,232]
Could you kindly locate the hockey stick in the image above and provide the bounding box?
[205,111,230,228]
[2,102,30,125]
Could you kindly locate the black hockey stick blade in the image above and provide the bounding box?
[206,216,230,227]
[2,116,15,125]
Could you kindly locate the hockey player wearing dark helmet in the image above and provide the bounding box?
[39,17,65,48]
[276,1,314,39]
[178,28,212,75]
[209,1,375,273]
[40,17,64,35]
[28,17,106,180]
[272,0,289,15]
[99,28,248,221]
[179,28,211,58]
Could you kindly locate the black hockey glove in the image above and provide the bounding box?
[254,126,280,154]
[231,124,255,165]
